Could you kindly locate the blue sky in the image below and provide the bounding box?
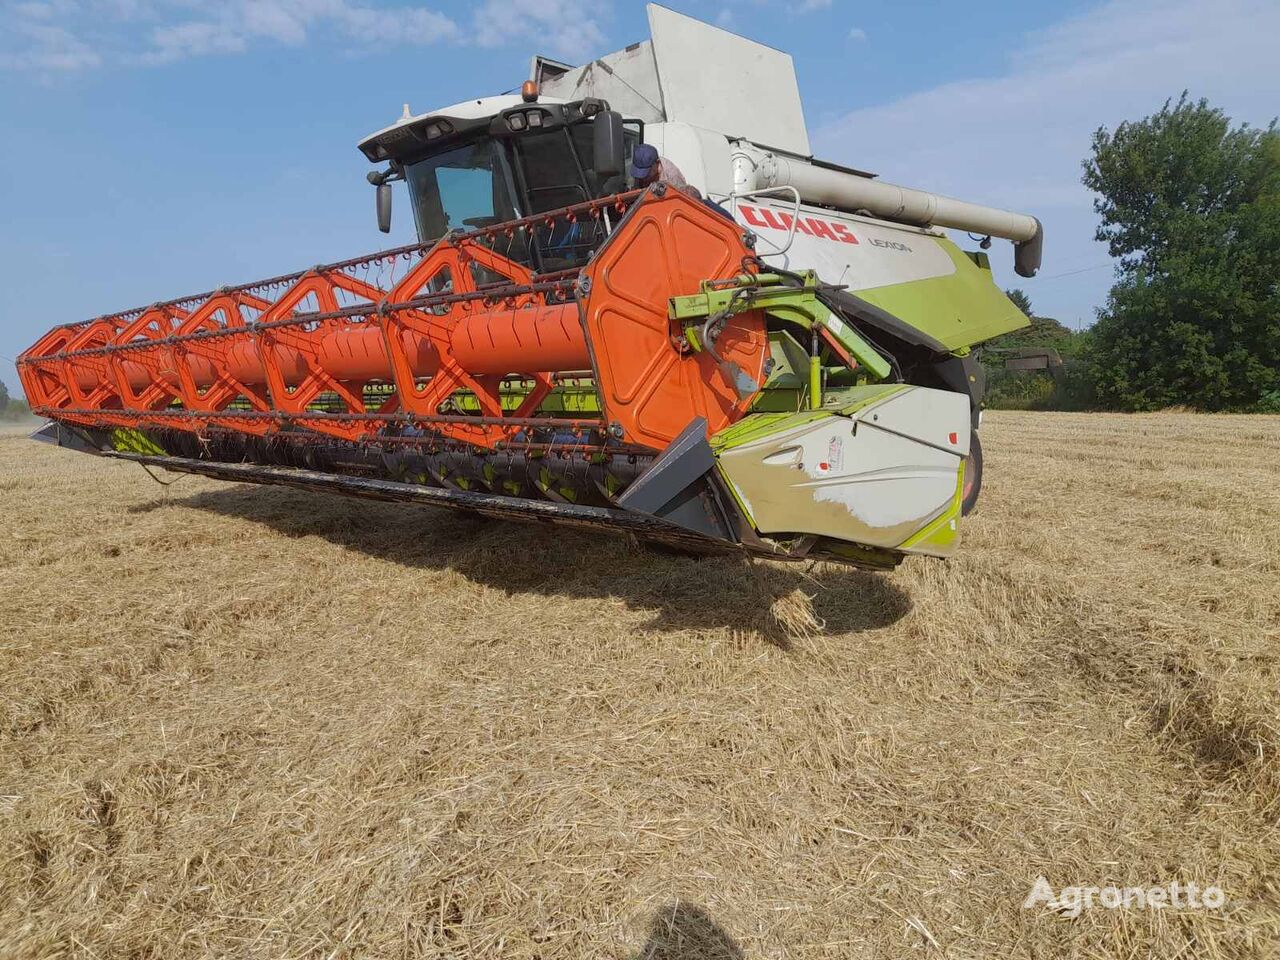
[2,0,1278,397]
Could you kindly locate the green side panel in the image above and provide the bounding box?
[714,384,909,454]
[833,383,910,416]
[110,428,167,456]
[710,408,834,452]
[750,389,806,413]
[711,385,964,559]
[856,237,1030,352]
[898,460,964,554]
[710,386,908,525]
[711,409,842,527]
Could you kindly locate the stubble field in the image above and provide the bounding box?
[1,411,1278,959]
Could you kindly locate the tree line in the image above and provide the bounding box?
[0,379,33,421]
[984,94,1279,413]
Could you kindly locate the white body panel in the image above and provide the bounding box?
[731,198,957,293]
[641,122,735,197]
[716,386,970,554]
[538,41,665,123]
[539,5,810,158]
[646,5,810,156]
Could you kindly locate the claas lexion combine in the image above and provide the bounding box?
[18,7,1040,570]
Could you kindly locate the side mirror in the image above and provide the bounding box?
[593,110,625,178]
[376,181,392,234]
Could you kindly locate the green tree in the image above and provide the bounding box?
[1005,288,1034,317]
[0,379,8,415]
[1082,94,1280,410]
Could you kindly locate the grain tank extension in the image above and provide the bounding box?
[18,6,1036,570]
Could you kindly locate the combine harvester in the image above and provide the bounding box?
[18,7,1039,570]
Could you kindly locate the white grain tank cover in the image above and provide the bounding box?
[646,4,811,156]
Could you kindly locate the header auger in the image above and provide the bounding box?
[19,6,1040,570]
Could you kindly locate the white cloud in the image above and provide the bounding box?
[0,0,500,71]
[12,1,61,18]
[812,0,1280,326]
[142,21,247,64]
[0,19,101,70]
[847,26,866,42]
[135,1,462,63]
[471,0,608,61]
[716,6,733,27]
[338,4,458,45]
[794,0,831,11]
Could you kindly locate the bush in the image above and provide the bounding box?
[0,397,34,422]
[1082,95,1279,411]
[985,371,1057,410]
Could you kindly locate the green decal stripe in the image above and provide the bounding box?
[898,459,965,552]
[710,409,833,452]
[713,462,757,527]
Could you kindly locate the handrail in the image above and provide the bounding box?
[722,185,803,256]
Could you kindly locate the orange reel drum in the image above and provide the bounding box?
[317,325,439,383]
[450,302,589,376]
[581,188,768,450]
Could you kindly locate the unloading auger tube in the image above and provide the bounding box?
[19,186,976,570]
[735,153,1045,278]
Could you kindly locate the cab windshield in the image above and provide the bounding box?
[402,126,636,271]
[404,139,518,239]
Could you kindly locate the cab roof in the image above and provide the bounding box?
[358,94,569,163]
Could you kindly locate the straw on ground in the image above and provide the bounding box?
[1,412,1278,958]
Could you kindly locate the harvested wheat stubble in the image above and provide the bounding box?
[1,412,1279,959]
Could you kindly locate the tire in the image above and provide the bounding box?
[961,429,983,516]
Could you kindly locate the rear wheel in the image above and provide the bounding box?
[961,430,983,516]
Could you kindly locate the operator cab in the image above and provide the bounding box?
[359,91,640,273]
